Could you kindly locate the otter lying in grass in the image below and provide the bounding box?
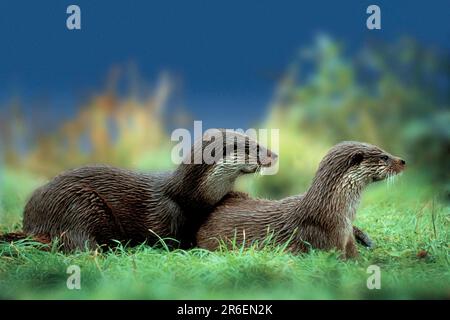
[196,141,406,259]
[2,129,277,251]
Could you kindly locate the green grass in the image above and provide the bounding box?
[0,168,449,299]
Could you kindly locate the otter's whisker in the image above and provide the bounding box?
[255,164,262,177]
[386,172,393,188]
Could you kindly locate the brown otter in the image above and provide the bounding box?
[196,141,406,259]
[5,129,277,251]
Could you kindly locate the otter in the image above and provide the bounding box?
[5,129,277,251]
[196,141,406,259]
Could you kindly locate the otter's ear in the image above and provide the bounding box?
[348,151,364,166]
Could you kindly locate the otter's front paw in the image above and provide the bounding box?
[353,226,374,249]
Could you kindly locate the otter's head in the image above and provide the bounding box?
[212,129,277,174]
[190,129,277,177]
[174,129,278,207]
[316,141,406,189]
[199,129,278,201]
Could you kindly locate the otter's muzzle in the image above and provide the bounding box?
[392,157,406,174]
[258,150,278,168]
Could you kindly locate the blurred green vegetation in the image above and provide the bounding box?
[0,36,449,299]
[0,74,175,177]
[0,37,448,199]
[249,36,449,199]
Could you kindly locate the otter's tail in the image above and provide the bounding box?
[0,231,51,246]
[0,231,30,243]
[353,226,374,248]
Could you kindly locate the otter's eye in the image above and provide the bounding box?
[380,155,389,162]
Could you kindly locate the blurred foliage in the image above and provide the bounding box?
[0,73,174,177]
[0,36,448,201]
[251,36,449,199]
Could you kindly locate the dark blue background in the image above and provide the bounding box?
[0,0,448,129]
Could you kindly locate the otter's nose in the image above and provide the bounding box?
[268,151,278,164]
[400,159,406,165]
[259,150,278,167]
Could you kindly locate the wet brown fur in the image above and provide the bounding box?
[196,141,406,259]
[2,129,277,251]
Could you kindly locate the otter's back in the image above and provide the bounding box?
[23,165,171,248]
